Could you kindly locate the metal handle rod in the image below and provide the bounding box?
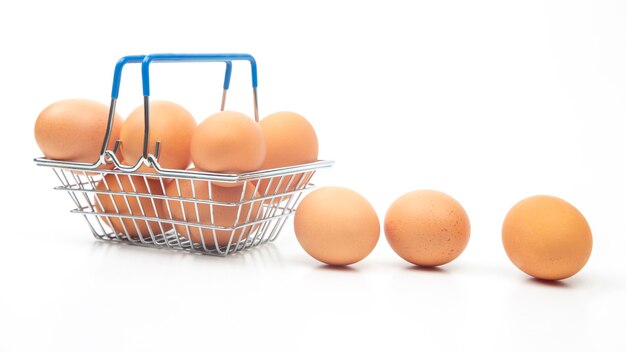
[100,55,146,158]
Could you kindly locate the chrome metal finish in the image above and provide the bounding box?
[100,98,118,156]
[142,95,151,159]
[221,89,227,111]
[253,88,259,122]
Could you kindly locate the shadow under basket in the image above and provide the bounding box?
[38,161,332,256]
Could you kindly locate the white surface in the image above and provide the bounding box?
[2,0,626,351]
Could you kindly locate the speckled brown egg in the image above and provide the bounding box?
[255,111,318,200]
[294,187,380,266]
[384,190,471,267]
[502,195,592,281]
[34,99,123,165]
[120,100,196,172]
[259,111,318,169]
[191,111,265,174]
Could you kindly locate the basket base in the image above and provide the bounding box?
[89,227,279,256]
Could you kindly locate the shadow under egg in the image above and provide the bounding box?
[526,277,573,289]
[316,264,360,273]
[405,265,449,274]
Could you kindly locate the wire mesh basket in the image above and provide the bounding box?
[34,53,333,256]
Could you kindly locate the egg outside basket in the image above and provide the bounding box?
[34,53,333,256]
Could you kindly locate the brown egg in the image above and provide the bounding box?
[256,111,318,197]
[191,111,266,176]
[384,190,471,267]
[294,187,380,266]
[120,100,196,172]
[34,99,123,165]
[162,176,262,248]
[255,172,311,205]
[502,195,593,281]
[259,111,318,168]
[95,174,170,239]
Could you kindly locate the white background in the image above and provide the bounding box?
[2,0,625,351]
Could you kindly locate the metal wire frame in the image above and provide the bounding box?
[40,160,332,256]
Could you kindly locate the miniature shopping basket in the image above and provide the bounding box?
[34,53,333,256]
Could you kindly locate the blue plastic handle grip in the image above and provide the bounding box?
[141,53,257,96]
[223,61,233,90]
[111,55,145,99]
[111,55,235,99]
